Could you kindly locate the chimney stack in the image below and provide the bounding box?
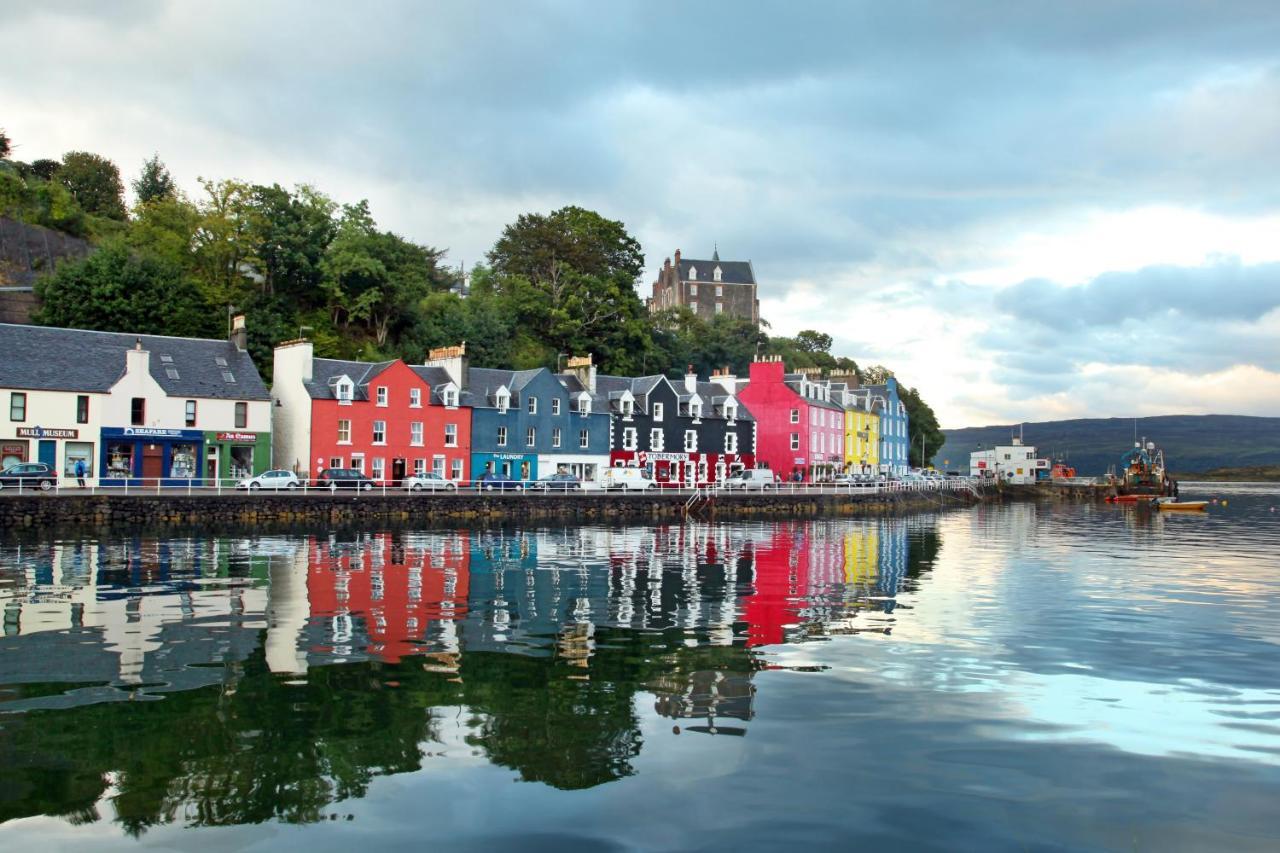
[684,364,697,394]
[230,314,248,351]
[566,354,597,394]
[424,342,469,389]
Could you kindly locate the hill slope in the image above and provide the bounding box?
[935,415,1280,475]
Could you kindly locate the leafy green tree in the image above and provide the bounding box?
[131,153,175,204]
[30,158,61,180]
[0,129,10,159]
[33,240,218,338]
[795,329,833,354]
[489,204,644,284]
[59,151,127,220]
[247,183,335,302]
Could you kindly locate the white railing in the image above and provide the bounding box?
[0,473,995,499]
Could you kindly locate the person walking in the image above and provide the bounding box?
[75,458,87,488]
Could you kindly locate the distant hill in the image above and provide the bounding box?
[934,415,1280,476]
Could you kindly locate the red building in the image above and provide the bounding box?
[272,341,472,483]
[736,357,845,482]
[307,532,471,663]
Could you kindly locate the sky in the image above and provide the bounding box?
[4,0,1280,428]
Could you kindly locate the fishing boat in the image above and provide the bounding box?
[1106,438,1175,499]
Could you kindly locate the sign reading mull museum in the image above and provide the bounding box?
[16,427,80,439]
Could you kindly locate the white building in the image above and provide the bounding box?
[970,437,1047,484]
[0,318,271,484]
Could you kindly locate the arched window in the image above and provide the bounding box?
[688,266,697,280]
[713,266,722,282]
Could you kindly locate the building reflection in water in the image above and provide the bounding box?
[0,518,935,829]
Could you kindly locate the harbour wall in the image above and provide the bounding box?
[0,488,998,532]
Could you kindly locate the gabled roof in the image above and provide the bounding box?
[408,366,476,407]
[0,323,269,400]
[305,358,397,401]
[679,258,755,285]
[696,381,754,421]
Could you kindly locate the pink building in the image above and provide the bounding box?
[737,357,845,482]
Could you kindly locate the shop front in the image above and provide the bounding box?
[536,454,610,487]
[608,451,752,487]
[471,451,537,483]
[100,427,204,486]
[203,430,270,485]
[3,427,96,479]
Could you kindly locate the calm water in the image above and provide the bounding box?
[1,484,1279,851]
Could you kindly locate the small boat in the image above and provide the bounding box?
[1154,500,1208,512]
[1106,494,1154,503]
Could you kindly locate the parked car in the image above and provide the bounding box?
[0,462,57,491]
[600,467,657,491]
[900,472,927,484]
[475,471,524,491]
[534,472,582,492]
[315,468,376,491]
[237,469,301,491]
[832,474,876,487]
[721,469,778,491]
[404,473,458,492]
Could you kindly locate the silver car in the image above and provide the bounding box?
[404,473,458,492]
[237,469,301,491]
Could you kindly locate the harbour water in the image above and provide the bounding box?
[1,483,1278,850]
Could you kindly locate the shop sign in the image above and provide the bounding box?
[16,426,79,439]
[217,432,257,443]
[977,460,987,469]
[492,452,526,460]
[2,444,24,456]
[116,427,200,438]
[639,451,687,463]
[794,457,805,465]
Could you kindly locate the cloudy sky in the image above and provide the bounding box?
[5,1,1279,427]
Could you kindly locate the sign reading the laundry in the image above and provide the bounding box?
[217,432,257,443]
[16,427,79,439]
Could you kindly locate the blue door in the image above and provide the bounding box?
[38,440,56,467]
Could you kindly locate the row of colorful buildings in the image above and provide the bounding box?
[0,318,911,485]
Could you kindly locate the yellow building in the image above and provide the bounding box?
[843,400,880,475]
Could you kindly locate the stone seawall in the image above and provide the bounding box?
[0,488,989,532]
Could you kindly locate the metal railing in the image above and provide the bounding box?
[0,473,996,499]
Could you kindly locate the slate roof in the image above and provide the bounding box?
[407,365,478,407]
[0,323,269,400]
[696,381,754,421]
[553,373,612,415]
[679,258,755,285]
[304,358,395,401]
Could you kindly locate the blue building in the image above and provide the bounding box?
[865,376,910,475]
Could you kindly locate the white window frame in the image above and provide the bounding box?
[790,433,800,451]
[652,402,664,422]
[623,427,638,451]
[336,378,353,404]
[414,458,426,476]
[528,396,537,415]
[376,386,388,407]
[372,420,386,445]
[443,387,458,407]
[445,423,458,447]
[450,458,463,480]
[496,391,510,413]
[725,432,738,454]
[497,426,508,447]
[650,428,663,451]
[526,426,536,447]
[620,399,634,419]
[725,403,737,424]
[684,430,697,453]
[370,457,384,481]
[552,427,561,448]
[410,421,424,446]
[409,387,421,408]
[337,419,351,444]
[579,397,591,416]
[790,408,800,424]
[690,402,702,422]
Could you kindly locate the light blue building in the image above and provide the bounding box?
[866,376,910,475]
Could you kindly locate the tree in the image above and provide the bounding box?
[485,206,652,373]
[59,151,127,220]
[0,129,10,159]
[247,183,336,303]
[33,240,217,338]
[132,153,175,204]
[794,329,833,354]
[30,159,61,180]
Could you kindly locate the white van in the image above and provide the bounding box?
[721,469,779,490]
[600,467,657,491]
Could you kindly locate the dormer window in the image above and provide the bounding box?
[335,377,354,404]
[442,386,458,408]
[690,402,702,422]
[496,390,510,413]
[578,395,591,416]
[620,399,634,419]
[689,266,697,281]
[725,403,737,423]
[652,402,664,422]
[713,266,722,282]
